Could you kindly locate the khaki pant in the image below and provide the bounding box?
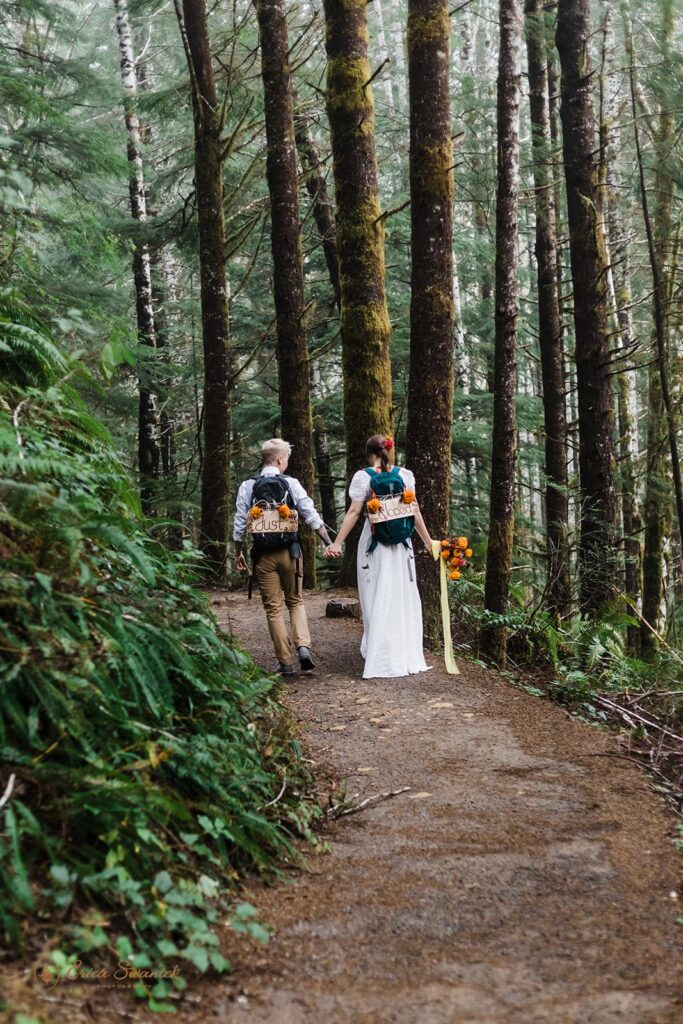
[254,548,311,666]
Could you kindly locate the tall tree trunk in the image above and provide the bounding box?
[113,0,159,516]
[178,0,232,577]
[480,0,522,666]
[630,0,680,654]
[524,0,570,621]
[322,0,394,583]
[292,97,340,533]
[256,0,317,588]
[293,99,341,312]
[369,0,396,115]
[556,0,617,615]
[405,0,454,648]
[600,3,641,650]
[135,44,184,550]
[311,361,338,533]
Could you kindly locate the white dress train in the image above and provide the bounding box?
[348,467,430,679]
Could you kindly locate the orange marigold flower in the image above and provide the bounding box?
[278,503,291,518]
[402,489,416,504]
[449,557,459,568]
[367,497,381,513]
[465,548,473,558]
[441,550,451,560]
[441,540,451,548]
[457,536,468,549]
[448,570,461,580]
[249,505,263,519]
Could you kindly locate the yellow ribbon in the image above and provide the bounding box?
[432,541,459,675]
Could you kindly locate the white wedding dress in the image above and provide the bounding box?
[348,467,430,679]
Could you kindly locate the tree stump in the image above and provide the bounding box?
[326,599,361,620]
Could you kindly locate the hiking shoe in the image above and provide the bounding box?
[298,646,315,671]
[278,663,296,677]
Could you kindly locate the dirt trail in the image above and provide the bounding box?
[207,589,682,1024]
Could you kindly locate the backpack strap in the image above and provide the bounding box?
[364,467,378,478]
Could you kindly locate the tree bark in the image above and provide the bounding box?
[556,0,618,615]
[113,0,159,516]
[293,98,341,312]
[178,0,232,577]
[524,0,570,621]
[256,0,317,587]
[630,0,680,655]
[480,0,522,667]
[600,3,641,650]
[405,0,454,648]
[292,97,340,533]
[322,0,394,582]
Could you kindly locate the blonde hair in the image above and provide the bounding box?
[261,438,292,464]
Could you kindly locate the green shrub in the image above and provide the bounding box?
[0,300,318,992]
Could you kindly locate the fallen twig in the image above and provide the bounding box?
[0,773,16,810]
[262,772,287,809]
[327,786,411,819]
[595,695,683,744]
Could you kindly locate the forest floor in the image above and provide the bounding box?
[4,588,683,1024]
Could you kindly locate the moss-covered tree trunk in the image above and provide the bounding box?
[480,0,522,667]
[179,0,231,578]
[256,0,317,588]
[294,99,341,312]
[524,0,570,622]
[293,98,340,533]
[637,0,675,656]
[556,0,617,615]
[322,0,394,583]
[114,0,160,517]
[404,0,454,648]
[602,7,641,651]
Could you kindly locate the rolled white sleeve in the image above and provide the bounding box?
[287,477,323,531]
[233,479,254,542]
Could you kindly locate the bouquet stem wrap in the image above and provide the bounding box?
[432,541,459,675]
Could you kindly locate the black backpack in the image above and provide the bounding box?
[249,473,300,555]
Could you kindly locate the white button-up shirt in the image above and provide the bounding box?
[233,464,323,542]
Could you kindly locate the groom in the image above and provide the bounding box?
[233,439,333,676]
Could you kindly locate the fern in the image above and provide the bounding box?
[0,310,319,967]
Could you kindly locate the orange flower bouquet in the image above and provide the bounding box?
[440,535,474,580]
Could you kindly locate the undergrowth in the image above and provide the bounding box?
[0,295,320,1009]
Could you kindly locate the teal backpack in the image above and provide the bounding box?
[364,466,416,553]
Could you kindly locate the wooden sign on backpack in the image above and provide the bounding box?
[367,494,419,524]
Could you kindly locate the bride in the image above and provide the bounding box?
[324,434,434,679]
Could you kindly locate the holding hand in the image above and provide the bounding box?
[235,552,248,573]
[324,543,343,559]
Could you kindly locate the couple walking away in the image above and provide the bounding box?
[234,435,434,679]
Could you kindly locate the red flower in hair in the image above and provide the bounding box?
[382,437,394,451]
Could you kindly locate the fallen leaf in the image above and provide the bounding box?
[355,697,370,705]
[462,712,475,719]
[409,792,432,799]
[329,725,346,732]
[356,767,377,773]
[429,701,454,709]
[369,717,385,724]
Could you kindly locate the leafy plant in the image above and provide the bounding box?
[0,308,319,989]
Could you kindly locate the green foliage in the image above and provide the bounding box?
[0,309,319,980]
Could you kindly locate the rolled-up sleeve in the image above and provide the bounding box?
[288,478,323,531]
[233,479,253,542]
